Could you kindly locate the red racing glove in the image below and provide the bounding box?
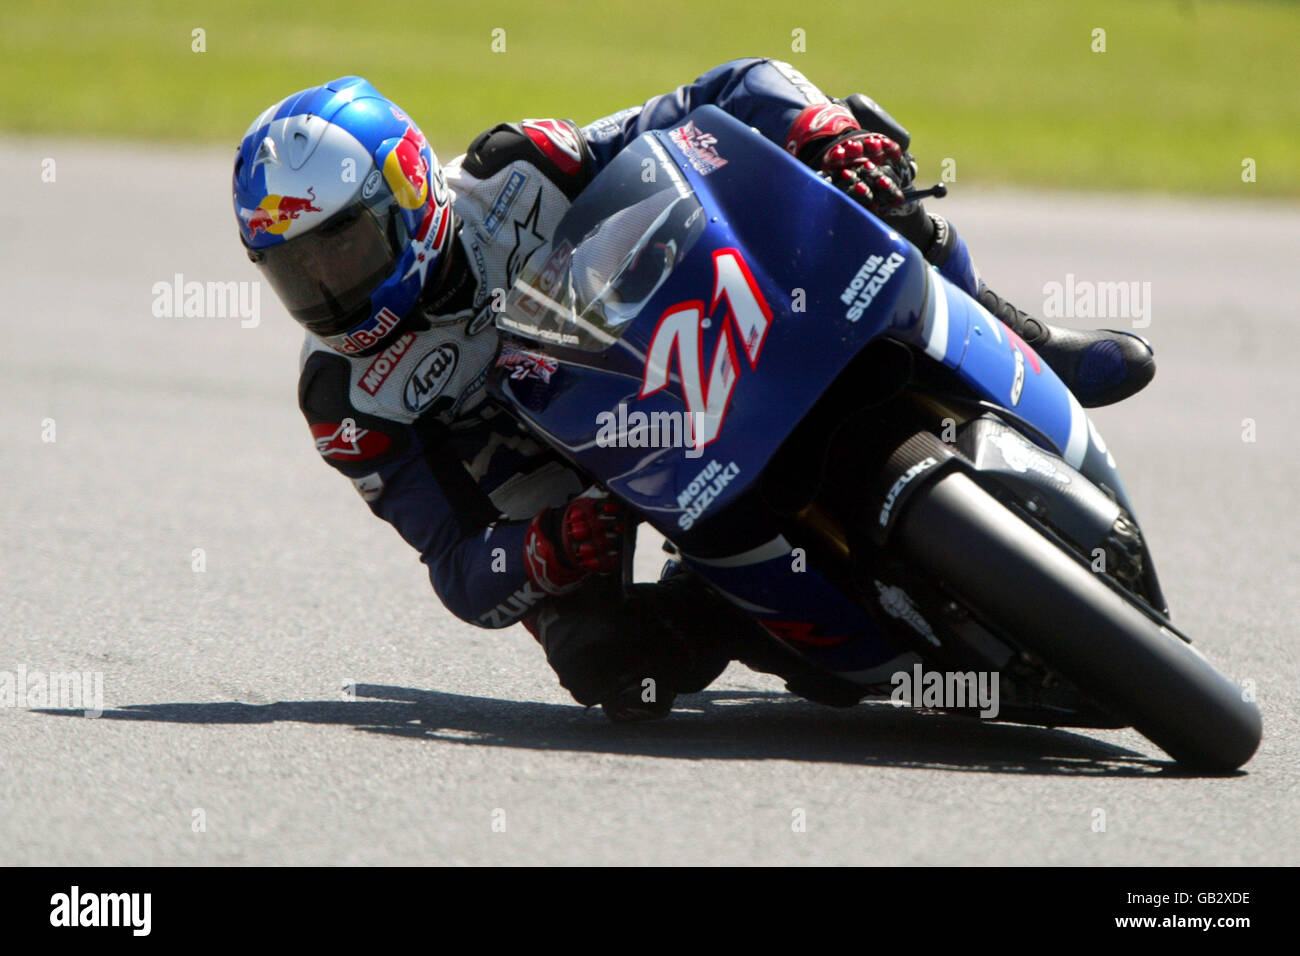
[785,103,914,216]
[524,492,627,595]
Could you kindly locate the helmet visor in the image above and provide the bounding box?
[249,199,410,337]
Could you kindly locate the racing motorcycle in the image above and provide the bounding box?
[488,105,1261,771]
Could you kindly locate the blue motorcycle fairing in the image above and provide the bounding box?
[496,109,928,540]
[674,538,916,672]
[491,106,1138,675]
[495,105,1132,531]
[909,268,1136,515]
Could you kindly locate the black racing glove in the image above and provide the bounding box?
[785,103,915,216]
[523,491,626,596]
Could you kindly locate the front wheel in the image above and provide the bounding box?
[895,471,1261,772]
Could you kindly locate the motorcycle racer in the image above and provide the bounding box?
[233,59,1156,718]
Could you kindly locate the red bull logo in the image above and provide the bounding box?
[241,187,322,239]
[382,127,430,210]
[339,307,403,354]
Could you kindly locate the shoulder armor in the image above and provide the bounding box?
[298,348,411,476]
[462,119,593,200]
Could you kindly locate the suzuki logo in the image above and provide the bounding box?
[639,249,772,451]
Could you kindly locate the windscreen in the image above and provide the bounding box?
[496,136,706,351]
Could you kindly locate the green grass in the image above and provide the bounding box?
[3,0,1297,195]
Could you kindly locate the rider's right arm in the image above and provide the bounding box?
[297,349,542,629]
[367,447,545,629]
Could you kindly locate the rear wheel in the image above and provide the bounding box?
[895,471,1261,772]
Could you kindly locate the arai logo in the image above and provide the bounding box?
[404,344,459,412]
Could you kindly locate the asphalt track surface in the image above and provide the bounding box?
[2,139,1297,866]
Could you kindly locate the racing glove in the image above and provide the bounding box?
[787,103,959,282]
[785,103,915,216]
[523,491,627,596]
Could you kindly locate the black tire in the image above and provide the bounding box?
[896,472,1262,772]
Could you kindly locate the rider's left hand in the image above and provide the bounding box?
[785,104,915,216]
[821,131,912,215]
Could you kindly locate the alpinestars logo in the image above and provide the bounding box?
[640,249,773,451]
[809,104,852,132]
[505,190,547,286]
[310,421,391,460]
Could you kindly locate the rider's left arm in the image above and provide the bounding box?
[579,57,835,171]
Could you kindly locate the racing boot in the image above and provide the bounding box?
[601,679,678,722]
[784,103,1157,409]
[600,573,735,723]
[899,210,1156,408]
[974,285,1156,408]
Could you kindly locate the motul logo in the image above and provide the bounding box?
[359,333,416,395]
[640,249,772,451]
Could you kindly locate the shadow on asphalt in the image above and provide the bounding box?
[33,683,1213,777]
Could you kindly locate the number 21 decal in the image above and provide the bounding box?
[639,248,773,451]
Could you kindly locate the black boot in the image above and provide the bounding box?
[889,210,1156,408]
[975,287,1156,408]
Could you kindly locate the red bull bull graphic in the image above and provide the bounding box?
[382,127,430,210]
[241,188,322,239]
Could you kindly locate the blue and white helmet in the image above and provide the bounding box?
[233,76,453,355]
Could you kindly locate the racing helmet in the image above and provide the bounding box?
[233,76,454,355]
